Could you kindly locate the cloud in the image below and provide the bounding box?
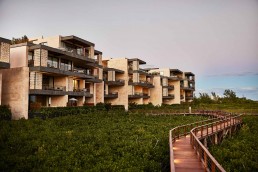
[206,71,258,77]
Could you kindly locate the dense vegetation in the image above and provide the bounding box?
[0,105,12,121]
[0,111,207,171]
[210,116,258,172]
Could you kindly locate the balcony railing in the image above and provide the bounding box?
[59,47,89,57]
[73,88,90,93]
[130,92,149,96]
[104,92,118,98]
[42,85,66,91]
[73,68,93,76]
[163,94,175,99]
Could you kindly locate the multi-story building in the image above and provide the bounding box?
[1,35,103,119]
[31,35,104,104]
[148,68,195,105]
[0,37,11,105]
[1,34,195,119]
[181,72,195,102]
[102,60,125,104]
[103,58,154,110]
[147,68,181,105]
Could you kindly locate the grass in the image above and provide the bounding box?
[0,112,207,171]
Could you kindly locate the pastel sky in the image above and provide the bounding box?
[1,0,258,100]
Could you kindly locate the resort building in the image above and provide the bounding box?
[0,37,11,105]
[103,58,154,110]
[0,34,195,119]
[1,35,103,119]
[181,72,195,102]
[148,68,195,105]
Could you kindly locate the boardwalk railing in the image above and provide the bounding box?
[190,114,242,172]
[169,111,230,172]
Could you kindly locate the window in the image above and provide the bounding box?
[73,80,80,90]
[60,59,72,71]
[28,52,34,61]
[47,56,58,68]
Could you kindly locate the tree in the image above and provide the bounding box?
[211,92,219,101]
[223,89,237,99]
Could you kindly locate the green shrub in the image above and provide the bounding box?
[0,105,11,120]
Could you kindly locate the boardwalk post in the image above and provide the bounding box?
[212,162,216,172]
[204,151,207,170]
[215,133,218,144]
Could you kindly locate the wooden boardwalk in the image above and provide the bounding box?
[173,135,204,172]
[172,119,236,172]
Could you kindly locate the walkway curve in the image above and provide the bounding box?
[169,111,243,172]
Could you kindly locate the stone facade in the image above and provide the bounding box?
[1,67,29,119]
[0,42,10,63]
[34,49,47,67]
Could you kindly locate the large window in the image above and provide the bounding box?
[60,59,72,71]
[47,56,58,68]
[73,79,80,90]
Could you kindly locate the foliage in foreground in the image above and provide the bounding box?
[0,105,12,121]
[210,116,258,172]
[0,112,206,171]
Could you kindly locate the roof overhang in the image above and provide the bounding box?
[94,50,102,55]
[184,72,195,76]
[104,67,124,74]
[0,37,11,44]
[128,58,146,65]
[61,35,95,47]
[170,69,183,74]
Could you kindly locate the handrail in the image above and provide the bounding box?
[169,111,228,172]
[190,114,242,172]
[169,111,232,172]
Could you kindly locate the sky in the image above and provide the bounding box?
[0,0,258,100]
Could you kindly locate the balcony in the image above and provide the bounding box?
[163,94,175,99]
[180,85,195,91]
[29,85,67,96]
[185,94,194,100]
[180,95,184,99]
[106,79,125,86]
[128,92,149,99]
[0,61,10,69]
[29,61,95,79]
[163,84,174,90]
[68,88,93,97]
[85,74,102,83]
[104,92,118,99]
[58,46,89,58]
[128,80,154,88]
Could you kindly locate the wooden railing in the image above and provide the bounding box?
[169,111,232,172]
[169,111,229,172]
[190,114,242,172]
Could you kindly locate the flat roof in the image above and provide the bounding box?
[184,72,195,76]
[142,68,159,71]
[104,67,124,74]
[170,69,183,74]
[0,37,11,44]
[94,50,102,55]
[128,58,146,65]
[61,35,95,47]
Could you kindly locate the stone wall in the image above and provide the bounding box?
[1,67,29,119]
[29,72,42,89]
[34,49,47,67]
[0,42,10,63]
